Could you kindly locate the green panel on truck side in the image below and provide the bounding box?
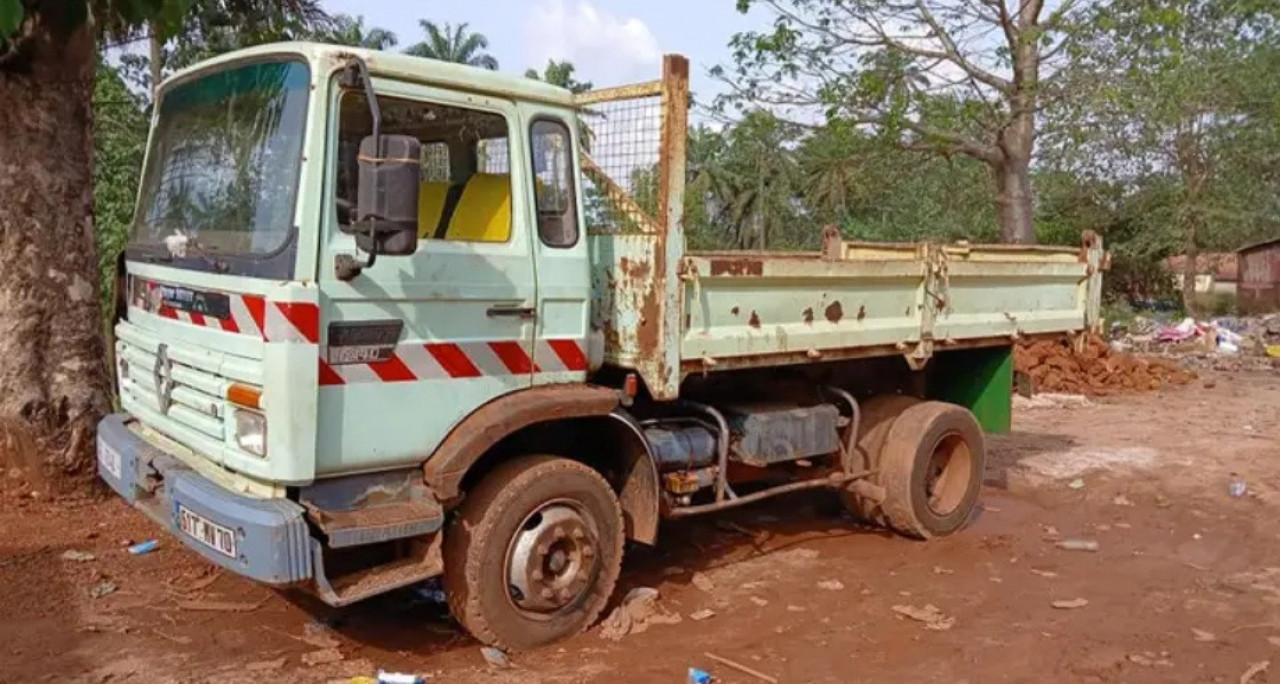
[929,346,1013,434]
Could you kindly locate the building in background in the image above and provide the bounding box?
[1165,252,1239,296]
[1238,237,1280,314]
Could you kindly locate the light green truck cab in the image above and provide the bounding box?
[98,42,1104,651]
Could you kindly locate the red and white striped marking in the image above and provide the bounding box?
[319,338,588,386]
[135,279,318,343]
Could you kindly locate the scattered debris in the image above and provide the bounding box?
[60,550,95,562]
[1042,525,1061,539]
[704,651,779,684]
[480,647,510,669]
[1068,478,1085,490]
[244,658,287,672]
[128,540,159,556]
[89,581,118,599]
[786,605,806,612]
[243,658,286,672]
[749,596,769,607]
[301,648,344,667]
[1056,539,1100,552]
[300,620,341,650]
[817,579,844,591]
[598,587,681,640]
[1267,636,1280,647]
[1030,569,1058,578]
[1113,494,1134,507]
[1240,660,1269,684]
[1191,628,1216,642]
[691,572,716,593]
[376,674,427,684]
[410,577,446,604]
[175,596,269,613]
[1229,477,1248,498]
[1013,393,1092,409]
[1128,652,1173,667]
[932,566,954,575]
[891,604,955,631]
[690,609,716,621]
[687,667,713,684]
[1051,598,1089,609]
[982,505,1002,513]
[662,566,687,577]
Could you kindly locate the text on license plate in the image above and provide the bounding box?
[177,505,237,558]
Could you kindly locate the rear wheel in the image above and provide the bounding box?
[876,402,985,539]
[443,455,624,651]
[840,394,922,522]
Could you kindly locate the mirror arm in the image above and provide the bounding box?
[337,56,385,280]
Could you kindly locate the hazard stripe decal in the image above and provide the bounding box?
[319,339,588,386]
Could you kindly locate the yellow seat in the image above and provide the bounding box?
[417,181,452,238]
[446,173,511,242]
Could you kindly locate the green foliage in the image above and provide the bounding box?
[524,60,592,93]
[93,62,148,318]
[310,13,396,50]
[405,21,498,70]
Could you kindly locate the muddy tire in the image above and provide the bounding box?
[443,455,624,651]
[840,394,922,522]
[877,402,985,539]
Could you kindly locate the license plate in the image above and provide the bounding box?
[98,439,122,480]
[177,505,237,558]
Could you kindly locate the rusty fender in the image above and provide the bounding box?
[421,385,662,545]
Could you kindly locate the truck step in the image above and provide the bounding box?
[312,535,443,607]
[306,499,444,549]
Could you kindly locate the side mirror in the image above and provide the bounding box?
[355,134,420,257]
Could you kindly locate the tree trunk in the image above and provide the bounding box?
[1180,218,1200,315]
[149,28,163,98]
[992,159,1036,244]
[0,28,112,483]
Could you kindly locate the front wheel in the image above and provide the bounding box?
[443,455,624,651]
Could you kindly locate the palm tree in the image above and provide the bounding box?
[320,14,398,50]
[405,21,498,70]
[524,60,592,94]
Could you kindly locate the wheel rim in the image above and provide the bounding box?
[504,500,599,619]
[925,432,973,516]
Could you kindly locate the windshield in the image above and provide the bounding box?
[131,60,310,266]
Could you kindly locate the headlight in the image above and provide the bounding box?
[233,408,266,456]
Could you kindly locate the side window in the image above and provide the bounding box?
[334,91,512,243]
[530,119,579,247]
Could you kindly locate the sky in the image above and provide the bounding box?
[319,0,771,100]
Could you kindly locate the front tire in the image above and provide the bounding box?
[443,455,624,651]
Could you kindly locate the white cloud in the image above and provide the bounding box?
[523,0,662,86]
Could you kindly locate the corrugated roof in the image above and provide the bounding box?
[1237,236,1280,254]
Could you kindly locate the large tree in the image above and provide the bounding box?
[718,0,1084,244]
[1045,0,1280,309]
[0,0,323,482]
[405,20,498,70]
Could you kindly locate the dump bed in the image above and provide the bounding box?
[580,57,1104,401]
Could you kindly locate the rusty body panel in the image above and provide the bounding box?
[1238,238,1280,314]
[582,55,1106,398]
[421,385,619,500]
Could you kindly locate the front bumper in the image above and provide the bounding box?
[97,414,313,585]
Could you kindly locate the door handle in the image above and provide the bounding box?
[486,305,536,319]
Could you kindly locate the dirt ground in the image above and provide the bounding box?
[3,368,1280,684]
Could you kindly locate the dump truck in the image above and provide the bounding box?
[98,43,1105,650]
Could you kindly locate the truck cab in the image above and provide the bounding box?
[100,42,1103,651]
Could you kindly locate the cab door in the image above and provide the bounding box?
[315,78,537,475]
[521,106,591,384]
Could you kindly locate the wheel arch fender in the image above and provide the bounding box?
[422,385,661,545]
